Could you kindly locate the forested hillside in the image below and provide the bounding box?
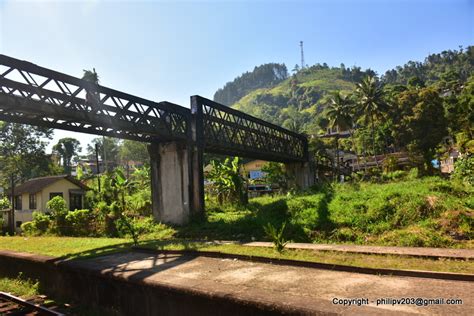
[213,46,473,174]
[214,47,473,134]
[213,63,288,106]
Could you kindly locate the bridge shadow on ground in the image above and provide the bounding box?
[47,242,202,283]
[177,185,336,243]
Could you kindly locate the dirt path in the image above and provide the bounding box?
[75,251,473,315]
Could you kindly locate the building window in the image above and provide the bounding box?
[49,192,63,200]
[29,194,37,210]
[69,193,83,211]
[14,195,22,210]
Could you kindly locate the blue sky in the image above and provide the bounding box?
[0,0,472,153]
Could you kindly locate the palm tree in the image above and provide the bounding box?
[354,76,387,167]
[326,92,352,179]
[82,68,99,104]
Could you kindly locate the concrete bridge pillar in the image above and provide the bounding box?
[148,141,195,225]
[285,161,315,190]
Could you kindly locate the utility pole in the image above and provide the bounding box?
[102,136,107,172]
[95,143,101,192]
[10,174,15,235]
[300,41,305,69]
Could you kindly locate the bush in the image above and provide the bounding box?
[20,222,36,236]
[65,209,94,236]
[47,196,69,235]
[116,216,175,242]
[381,170,407,182]
[407,167,419,180]
[0,197,10,210]
[21,212,51,236]
[32,211,51,233]
[263,222,288,253]
[379,225,453,247]
[452,156,474,185]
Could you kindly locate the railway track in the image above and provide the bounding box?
[0,292,68,315]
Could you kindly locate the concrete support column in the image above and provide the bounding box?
[148,142,191,225]
[285,161,315,190]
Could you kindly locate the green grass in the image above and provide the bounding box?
[0,274,39,297]
[0,237,472,274]
[0,274,118,316]
[0,236,131,258]
[181,177,473,248]
[144,240,474,274]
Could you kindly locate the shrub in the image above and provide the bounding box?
[330,227,360,242]
[452,156,474,185]
[65,209,93,236]
[116,216,175,242]
[0,197,10,210]
[263,222,288,253]
[47,196,68,235]
[379,225,453,247]
[407,167,419,180]
[381,170,407,182]
[20,222,36,236]
[32,211,51,233]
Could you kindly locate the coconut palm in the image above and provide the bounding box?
[82,68,99,104]
[354,76,387,167]
[326,92,353,179]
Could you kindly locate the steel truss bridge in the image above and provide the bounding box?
[0,54,311,223]
[0,54,308,163]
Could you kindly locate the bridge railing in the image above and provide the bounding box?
[0,54,191,142]
[191,96,308,163]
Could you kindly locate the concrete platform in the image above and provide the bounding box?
[0,250,473,315]
[242,242,474,260]
[71,251,473,315]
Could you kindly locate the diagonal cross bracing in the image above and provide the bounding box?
[0,54,191,142]
[0,55,308,163]
[192,96,308,163]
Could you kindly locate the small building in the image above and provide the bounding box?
[4,175,88,229]
[241,159,268,181]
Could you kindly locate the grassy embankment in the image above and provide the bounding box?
[181,177,473,248]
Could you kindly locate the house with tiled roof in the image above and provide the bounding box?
[4,175,88,230]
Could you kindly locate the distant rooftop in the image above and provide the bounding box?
[9,175,88,195]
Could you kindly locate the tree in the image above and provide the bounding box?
[119,140,149,167]
[354,76,387,167]
[86,137,121,171]
[82,68,100,104]
[398,87,448,173]
[52,138,81,174]
[0,122,56,188]
[326,92,353,178]
[261,162,288,191]
[207,157,246,205]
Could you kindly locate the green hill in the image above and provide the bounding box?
[232,65,372,132]
[216,46,474,136]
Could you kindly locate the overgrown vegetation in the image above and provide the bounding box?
[181,176,473,248]
[0,273,39,297]
[263,222,288,253]
[19,168,175,242]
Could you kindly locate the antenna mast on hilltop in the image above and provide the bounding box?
[300,41,305,69]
